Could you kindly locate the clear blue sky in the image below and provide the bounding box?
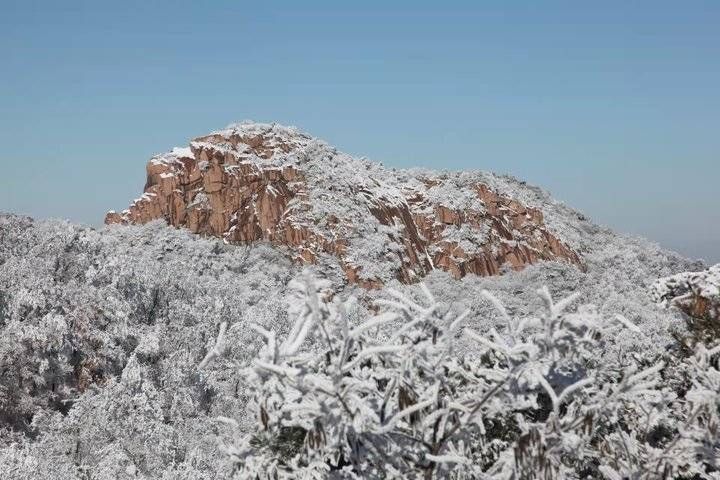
[1,1,718,263]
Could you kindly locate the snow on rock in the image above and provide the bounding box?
[106,121,584,287]
[651,264,720,320]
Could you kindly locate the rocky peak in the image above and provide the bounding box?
[106,122,583,287]
[190,122,314,162]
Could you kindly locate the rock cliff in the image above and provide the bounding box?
[107,122,583,286]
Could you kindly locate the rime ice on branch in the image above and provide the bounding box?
[214,275,720,479]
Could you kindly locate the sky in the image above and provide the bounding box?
[1,1,718,263]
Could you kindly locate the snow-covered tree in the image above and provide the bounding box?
[218,275,720,479]
[0,214,714,479]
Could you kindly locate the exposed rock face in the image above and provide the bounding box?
[652,264,720,321]
[107,122,583,286]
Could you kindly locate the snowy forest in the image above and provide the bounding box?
[1,210,718,479]
[4,0,720,477]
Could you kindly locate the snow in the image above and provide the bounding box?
[225,271,720,478]
[441,222,489,254]
[651,263,720,312]
[0,205,712,478]
[3,122,716,479]
[170,146,193,158]
[187,192,210,210]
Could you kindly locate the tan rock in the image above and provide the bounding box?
[107,123,584,287]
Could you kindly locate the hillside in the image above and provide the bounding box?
[0,123,715,479]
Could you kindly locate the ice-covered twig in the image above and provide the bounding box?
[199,321,228,369]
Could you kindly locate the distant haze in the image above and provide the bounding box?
[1,1,718,264]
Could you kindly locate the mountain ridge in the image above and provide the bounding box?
[106,121,584,287]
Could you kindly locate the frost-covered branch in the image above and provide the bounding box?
[216,275,720,479]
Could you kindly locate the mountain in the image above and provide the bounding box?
[0,123,713,479]
[106,122,582,287]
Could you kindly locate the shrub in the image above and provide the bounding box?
[213,276,720,479]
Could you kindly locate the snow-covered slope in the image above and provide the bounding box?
[0,124,711,479]
[0,207,705,479]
